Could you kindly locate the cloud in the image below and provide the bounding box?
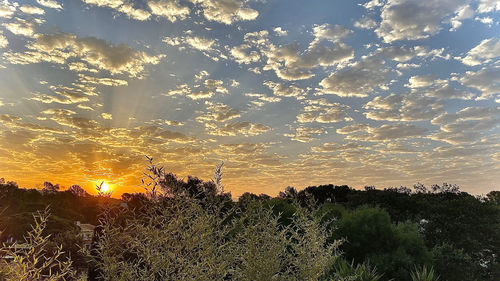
[354,15,377,29]
[217,143,267,155]
[311,24,352,43]
[461,37,500,66]
[164,120,184,126]
[318,56,388,97]
[459,65,500,101]
[165,84,191,97]
[374,0,470,43]
[364,93,444,121]
[430,106,500,144]
[3,18,37,37]
[408,75,435,88]
[30,91,90,104]
[37,0,62,10]
[477,0,500,13]
[117,4,151,20]
[129,126,193,143]
[287,127,326,142]
[368,124,428,141]
[338,123,427,141]
[82,0,151,21]
[164,79,226,100]
[190,0,258,25]
[422,83,475,100]
[297,99,349,123]
[234,26,353,81]
[0,1,17,18]
[187,91,213,100]
[263,81,307,99]
[311,142,363,153]
[0,31,7,48]
[101,113,112,119]
[263,25,354,80]
[230,44,260,64]
[20,5,45,15]
[196,103,240,123]
[78,74,128,86]
[163,35,225,61]
[4,32,164,77]
[337,123,369,135]
[211,121,270,136]
[245,93,281,107]
[148,0,190,22]
[204,79,227,94]
[273,27,287,36]
[449,5,475,31]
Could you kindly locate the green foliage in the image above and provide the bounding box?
[0,209,78,281]
[331,259,383,281]
[88,197,341,281]
[410,266,439,281]
[336,207,431,281]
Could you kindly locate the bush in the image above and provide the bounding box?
[0,209,79,281]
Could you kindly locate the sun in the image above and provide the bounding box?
[100,182,110,192]
[96,181,112,193]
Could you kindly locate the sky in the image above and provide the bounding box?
[0,0,499,197]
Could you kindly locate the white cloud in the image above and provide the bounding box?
[82,0,151,21]
[230,44,260,64]
[449,5,475,31]
[311,24,352,43]
[318,56,388,97]
[477,0,500,13]
[148,0,190,22]
[408,75,435,88]
[430,106,500,144]
[368,124,428,141]
[364,93,444,121]
[288,127,326,142]
[375,0,470,43]
[185,36,216,51]
[263,81,307,99]
[461,38,500,66]
[354,15,377,29]
[20,5,45,15]
[0,1,17,18]
[0,31,8,48]
[460,65,500,101]
[187,91,214,100]
[117,4,151,20]
[165,84,191,97]
[273,27,287,36]
[3,18,37,37]
[196,103,240,123]
[297,99,349,123]
[4,32,164,77]
[422,83,475,100]
[211,121,270,136]
[37,0,62,10]
[189,0,258,25]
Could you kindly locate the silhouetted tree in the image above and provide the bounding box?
[68,184,89,197]
[42,181,59,194]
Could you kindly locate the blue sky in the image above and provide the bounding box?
[0,0,499,196]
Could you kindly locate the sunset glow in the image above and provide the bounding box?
[0,0,499,197]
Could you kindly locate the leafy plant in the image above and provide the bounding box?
[331,259,383,281]
[0,208,78,281]
[411,266,439,281]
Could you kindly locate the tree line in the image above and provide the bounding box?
[0,163,498,280]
